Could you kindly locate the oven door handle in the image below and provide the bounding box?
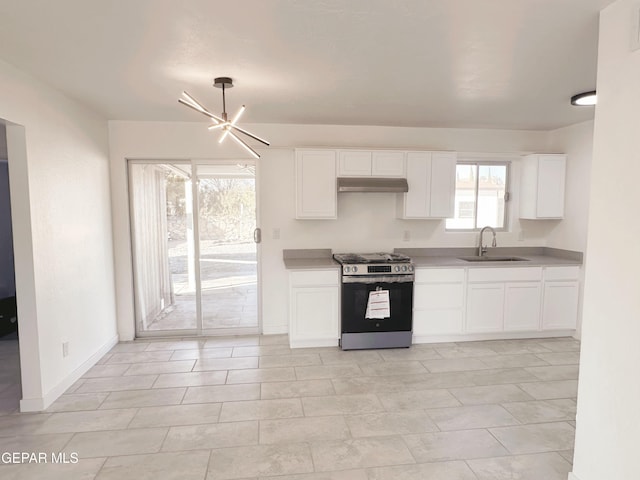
[341,275,414,284]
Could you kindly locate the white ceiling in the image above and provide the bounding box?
[0,0,613,130]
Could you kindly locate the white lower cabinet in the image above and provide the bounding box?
[504,282,542,331]
[289,270,340,348]
[413,268,465,336]
[288,264,580,348]
[466,283,505,333]
[542,266,580,330]
[466,267,543,334]
[466,280,542,333]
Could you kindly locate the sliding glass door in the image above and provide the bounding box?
[129,160,259,336]
[197,164,258,334]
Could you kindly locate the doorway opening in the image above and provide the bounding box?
[0,122,21,413]
[128,160,260,337]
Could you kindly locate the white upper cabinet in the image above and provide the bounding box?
[371,151,405,177]
[338,150,405,177]
[519,154,566,219]
[399,151,456,219]
[295,149,337,219]
[338,150,372,176]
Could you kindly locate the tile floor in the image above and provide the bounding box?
[0,335,580,479]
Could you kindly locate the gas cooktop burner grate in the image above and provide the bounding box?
[333,252,410,264]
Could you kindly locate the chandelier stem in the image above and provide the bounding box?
[222,83,226,117]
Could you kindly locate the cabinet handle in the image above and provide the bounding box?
[253,228,262,244]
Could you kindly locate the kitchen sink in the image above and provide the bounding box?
[458,256,530,262]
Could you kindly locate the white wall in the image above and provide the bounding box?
[547,120,594,252]
[109,121,555,337]
[0,59,118,410]
[571,1,640,479]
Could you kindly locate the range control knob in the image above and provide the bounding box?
[402,265,408,272]
[409,265,414,272]
[394,265,400,272]
[353,266,358,273]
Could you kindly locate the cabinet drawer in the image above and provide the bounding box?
[415,268,465,284]
[544,266,580,281]
[468,267,542,283]
[290,270,339,287]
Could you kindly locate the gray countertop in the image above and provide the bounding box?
[395,247,583,268]
[283,249,339,269]
[283,247,582,270]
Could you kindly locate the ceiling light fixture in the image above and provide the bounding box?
[179,77,269,158]
[570,90,597,106]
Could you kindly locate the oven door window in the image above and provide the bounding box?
[341,281,413,333]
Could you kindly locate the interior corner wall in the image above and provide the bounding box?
[571,1,640,479]
[546,120,594,253]
[108,121,552,336]
[0,59,118,410]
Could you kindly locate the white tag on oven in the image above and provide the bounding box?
[365,289,390,319]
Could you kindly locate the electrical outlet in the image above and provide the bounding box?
[272,228,280,240]
[62,342,69,358]
[403,230,411,241]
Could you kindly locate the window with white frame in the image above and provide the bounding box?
[445,161,510,230]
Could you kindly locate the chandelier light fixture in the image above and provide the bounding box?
[179,77,269,158]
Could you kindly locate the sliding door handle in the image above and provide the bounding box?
[253,228,262,244]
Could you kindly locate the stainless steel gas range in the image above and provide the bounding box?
[333,252,414,350]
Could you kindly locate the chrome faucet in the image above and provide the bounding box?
[478,226,497,256]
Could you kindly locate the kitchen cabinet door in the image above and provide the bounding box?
[289,270,340,348]
[536,155,566,218]
[399,151,456,219]
[466,283,504,333]
[295,149,337,219]
[402,152,431,218]
[519,154,566,219]
[371,151,405,177]
[504,282,542,331]
[338,150,372,176]
[542,281,579,330]
[429,152,457,218]
[413,283,464,336]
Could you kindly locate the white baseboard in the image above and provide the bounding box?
[290,338,339,348]
[568,473,582,480]
[20,334,119,412]
[413,329,576,344]
[262,324,288,335]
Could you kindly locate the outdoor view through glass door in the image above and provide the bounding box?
[197,164,258,333]
[129,161,259,336]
